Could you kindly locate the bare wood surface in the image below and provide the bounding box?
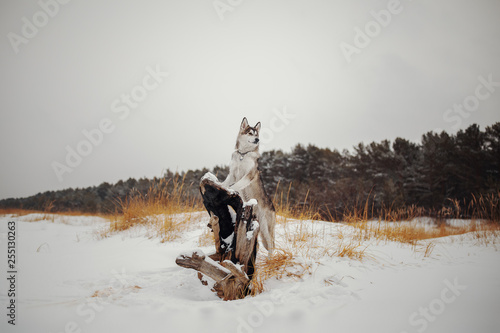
[234,204,259,277]
[175,250,228,282]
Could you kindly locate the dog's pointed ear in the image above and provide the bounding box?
[240,117,249,131]
[255,122,261,132]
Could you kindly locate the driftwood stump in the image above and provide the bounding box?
[175,173,260,300]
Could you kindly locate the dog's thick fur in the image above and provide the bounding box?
[222,118,276,252]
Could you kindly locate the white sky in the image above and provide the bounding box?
[1,0,500,200]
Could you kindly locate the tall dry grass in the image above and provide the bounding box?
[252,190,500,294]
[250,219,369,295]
[249,185,324,293]
[273,181,322,224]
[350,220,474,246]
[197,227,215,247]
[104,175,202,242]
[341,191,500,224]
[344,191,500,249]
[341,193,425,224]
[250,186,370,294]
[460,192,500,223]
[0,207,112,223]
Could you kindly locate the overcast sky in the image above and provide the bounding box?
[1,0,499,200]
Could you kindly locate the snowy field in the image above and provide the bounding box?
[1,213,499,333]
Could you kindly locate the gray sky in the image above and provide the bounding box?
[1,0,500,200]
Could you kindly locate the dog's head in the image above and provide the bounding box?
[236,117,261,153]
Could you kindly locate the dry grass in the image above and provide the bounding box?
[351,220,435,246]
[341,195,425,224]
[251,191,500,294]
[103,175,202,242]
[256,249,310,280]
[273,181,322,224]
[91,285,142,298]
[250,217,369,295]
[0,208,39,216]
[471,229,500,246]
[324,231,368,260]
[250,186,371,293]
[249,220,319,294]
[422,242,436,257]
[448,192,500,223]
[348,218,499,248]
[342,192,500,224]
[6,181,498,298]
[250,248,314,295]
[0,207,111,223]
[343,217,500,260]
[341,190,500,248]
[249,220,368,295]
[197,227,215,247]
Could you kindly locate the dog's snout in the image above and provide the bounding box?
[254,138,259,144]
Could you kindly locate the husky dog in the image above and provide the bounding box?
[222,117,276,253]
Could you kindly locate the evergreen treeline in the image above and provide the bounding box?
[1,123,499,220]
[261,122,500,220]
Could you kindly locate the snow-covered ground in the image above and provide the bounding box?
[1,213,499,333]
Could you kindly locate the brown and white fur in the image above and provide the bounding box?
[222,118,276,253]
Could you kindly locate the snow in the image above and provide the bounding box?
[1,214,500,333]
[222,232,234,247]
[201,172,220,184]
[206,258,231,276]
[247,221,259,240]
[244,199,258,207]
[228,205,237,225]
[201,172,238,196]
